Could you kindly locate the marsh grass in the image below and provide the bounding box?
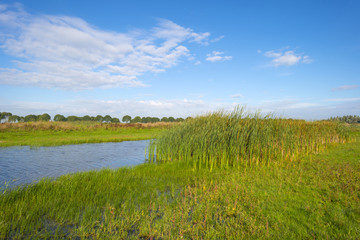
[149,107,352,170]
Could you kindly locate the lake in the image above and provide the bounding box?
[0,140,149,189]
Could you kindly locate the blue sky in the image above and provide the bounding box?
[0,0,359,119]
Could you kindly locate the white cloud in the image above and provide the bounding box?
[264,49,312,67]
[302,55,313,64]
[231,93,243,98]
[190,32,211,44]
[332,85,359,91]
[211,35,224,43]
[206,51,232,62]
[0,5,211,90]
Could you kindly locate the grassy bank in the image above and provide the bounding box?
[0,113,359,239]
[0,122,171,147]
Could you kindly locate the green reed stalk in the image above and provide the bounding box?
[148,107,350,170]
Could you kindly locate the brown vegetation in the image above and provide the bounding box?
[0,121,176,132]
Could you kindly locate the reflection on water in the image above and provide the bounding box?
[0,140,149,189]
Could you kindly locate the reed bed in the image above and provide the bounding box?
[148,107,351,170]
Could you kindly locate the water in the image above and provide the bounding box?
[0,140,149,189]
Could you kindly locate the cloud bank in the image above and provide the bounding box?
[1,98,228,118]
[0,4,212,90]
[325,97,360,102]
[257,98,360,119]
[332,85,359,91]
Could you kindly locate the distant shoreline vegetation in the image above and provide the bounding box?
[0,112,188,124]
[328,115,360,124]
[2,111,360,124]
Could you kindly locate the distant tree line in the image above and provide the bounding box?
[0,112,188,123]
[54,114,121,123]
[328,115,360,124]
[121,115,186,123]
[0,112,52,123]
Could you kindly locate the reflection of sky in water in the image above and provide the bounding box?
[0,140,149,189]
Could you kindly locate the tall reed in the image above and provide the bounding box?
[148,107,351,170]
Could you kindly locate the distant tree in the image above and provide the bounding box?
[186,117,193,121]
[161,117,169,122]
[67,116,79,122]
[95,115,103,122]
[54,114,66,122]
[0,112,12,123]
[82,115,91,121]
[146,117,155,123]
[176,117,184,122]
[152,117,160,122]
[168,117,175,122]
[141,117,154,123]
[19,116,25,122]
[38,113,51,122]
[7,112,13,119]
[24,114,38,122]
[122,115,131,123]
[111,117,120,123]
[8,115,20,123]
[103,115,112,123]
[131,116,142,123]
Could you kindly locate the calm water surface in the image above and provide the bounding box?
[0,140,149,189]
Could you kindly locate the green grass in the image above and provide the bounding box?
[0,122,169,147]
[1,126,359,239]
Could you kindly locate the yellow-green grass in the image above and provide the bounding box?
[149,107,352,170]
[0,122,171,147]
[1,126,359,239]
